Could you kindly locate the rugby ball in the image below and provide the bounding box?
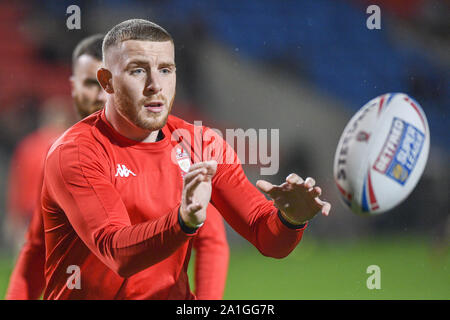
[333,93,430,215]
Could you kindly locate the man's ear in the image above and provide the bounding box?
[97,68,114,94]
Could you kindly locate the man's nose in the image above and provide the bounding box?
[145,70,162,95]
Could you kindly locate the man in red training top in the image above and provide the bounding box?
[5,98,70,254]
[41,19,330,299]
[7,33,229,299]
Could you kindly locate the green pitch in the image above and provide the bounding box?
[191,235,449,300]
[1,235,448,299]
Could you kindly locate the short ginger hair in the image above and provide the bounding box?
[102,19,173,63]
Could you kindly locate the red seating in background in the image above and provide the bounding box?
[0,2,70,110]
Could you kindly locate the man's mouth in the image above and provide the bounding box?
[144,101,164,113]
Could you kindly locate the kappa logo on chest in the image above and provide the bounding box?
[115,164,137,178]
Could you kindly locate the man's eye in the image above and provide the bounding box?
[131,69,145,75]
[160,68,172,74]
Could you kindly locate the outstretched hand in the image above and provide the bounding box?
[256,173,331,225]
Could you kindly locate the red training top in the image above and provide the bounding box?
[7,127,63,223]
[6,192,229,300]
[41,110,306,299]
[6,126,229,300]
[6,198,46,299]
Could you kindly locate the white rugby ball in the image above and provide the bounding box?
[333,93,430,215]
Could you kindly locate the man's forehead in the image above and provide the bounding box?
[112,39,174,63]
[74,54,102,74]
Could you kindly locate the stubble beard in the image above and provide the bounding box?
[114,91,175,132]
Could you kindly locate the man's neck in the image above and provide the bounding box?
[105,102,160,143]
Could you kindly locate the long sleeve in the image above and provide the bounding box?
[5,203,46,300]
[203,128,306,258]
[192,205,229,300]
[6,129,64,299]
[44,140,197,278]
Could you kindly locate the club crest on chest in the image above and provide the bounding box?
[176,148,191,176]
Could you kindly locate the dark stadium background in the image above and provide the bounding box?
[0,0,448,299]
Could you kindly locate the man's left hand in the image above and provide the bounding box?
[256,173,331,225]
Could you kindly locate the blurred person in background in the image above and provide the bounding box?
[5,33,230,299]
[4,96,72,254]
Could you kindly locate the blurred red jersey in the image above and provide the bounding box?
[7,127,63,223]
[5,198,46,299]
[41,110,306,299]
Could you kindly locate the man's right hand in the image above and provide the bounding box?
[180,160,217,228]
